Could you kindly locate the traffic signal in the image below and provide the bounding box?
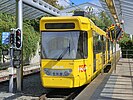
[15,28,22,49]
[10,33,15,44]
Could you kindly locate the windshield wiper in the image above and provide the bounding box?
[57,44,70,61]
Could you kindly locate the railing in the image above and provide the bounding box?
[111,50,120,65]
[121,49,133,58]
[100,50,120,74]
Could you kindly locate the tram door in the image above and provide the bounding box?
[93,31,97,73]
[93,32,104,73]
[93,51,96,72]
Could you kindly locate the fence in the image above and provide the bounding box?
[121,49,133,58]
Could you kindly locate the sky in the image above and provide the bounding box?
[57,0,101,7]
[71,0,101,6]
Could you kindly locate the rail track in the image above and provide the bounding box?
[39,85,86,100]
[0,63,40,82]
[0,63,112,100]
[39,65,112,100]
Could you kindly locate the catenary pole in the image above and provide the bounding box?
[16,0,23,91]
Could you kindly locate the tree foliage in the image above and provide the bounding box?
[0,13,16,61]
[85,7,112,31]
[118,33,133,58]
[43,0,64,10]
[43,0,57,6]
[118,33,133,49]
[23,23,39,60]
[0,13,39,62]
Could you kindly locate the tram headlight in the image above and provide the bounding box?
[44,68,72,76]
[64,69,72,76]
[64,71,69,76]
[44,68,51,75]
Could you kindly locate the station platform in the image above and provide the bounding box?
[75,58,133,100]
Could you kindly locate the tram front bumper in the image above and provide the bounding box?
[41,76,75,88]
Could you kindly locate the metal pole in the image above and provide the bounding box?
[9,47,14,92]
[114,40,116,73]
[114,28,117,73]
[101,52,104,75]
[101,35,104,75]
[111,43,113,67]
[16,0,23,91]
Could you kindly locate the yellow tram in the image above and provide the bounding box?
[40,16,113,88]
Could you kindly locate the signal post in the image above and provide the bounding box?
[9,28,22,93]
[107,24,123,73]
[9,29,15,93]
[16,0,23,92]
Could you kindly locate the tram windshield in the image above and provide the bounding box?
[41,31,88,60]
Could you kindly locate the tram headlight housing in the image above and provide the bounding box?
[44,68,72,76]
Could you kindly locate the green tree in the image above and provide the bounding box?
[43,0,57,6]
[119,33,133,49]
[86,9,112,31]
[99,11,112,29]
[23,23,39,61]
[119,33,133,58]
[0,13,16,61]
[0,13,39,64]
[43,0,64,10]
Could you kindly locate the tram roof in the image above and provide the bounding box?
[40,16,106,37]
[0,0,60,20]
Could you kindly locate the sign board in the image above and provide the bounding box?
[2,32,10,45]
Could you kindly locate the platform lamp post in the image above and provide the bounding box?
[114,27,117,73]
[16,0,23,92]
[107,25,115,70]
[114,23,121,73]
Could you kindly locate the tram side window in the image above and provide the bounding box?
[103,37,106,52]
[76,31,88,59]
[93,31,102,53]
[83,31,88,58]
[108,40,110,51]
